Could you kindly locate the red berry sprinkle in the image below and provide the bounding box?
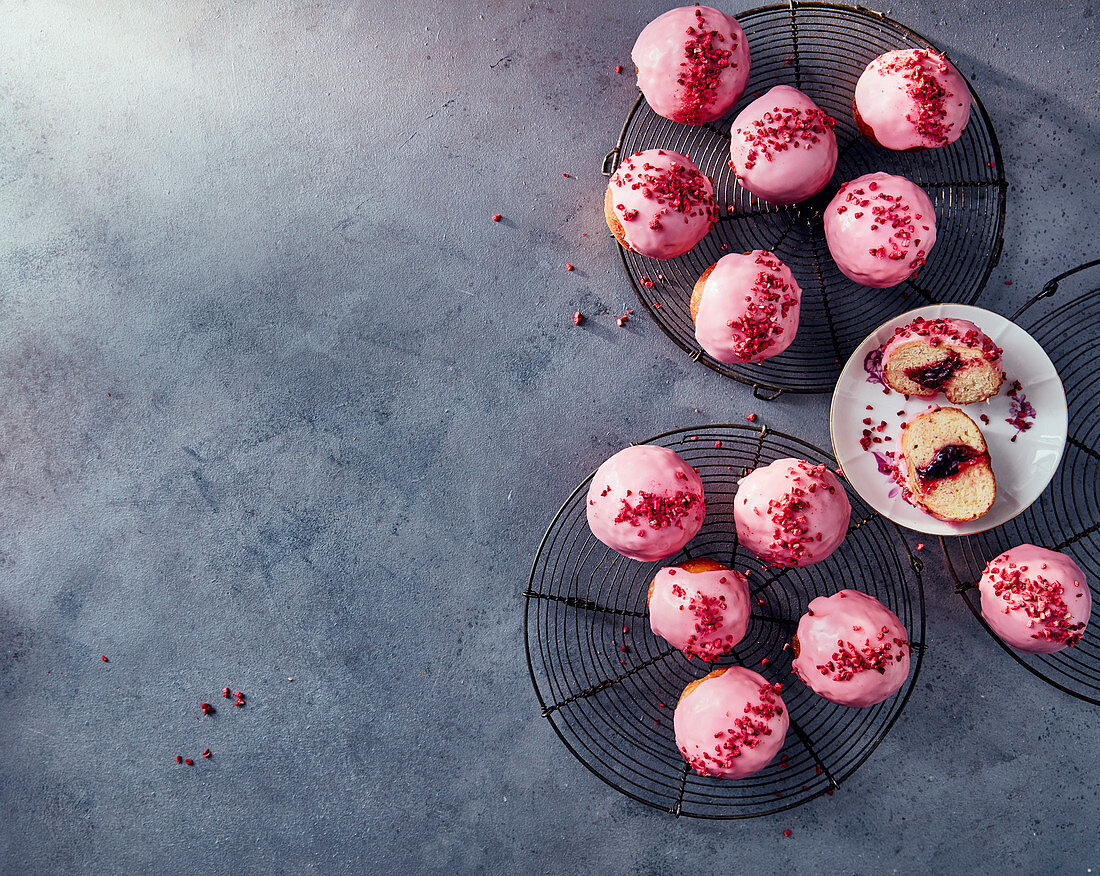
[222,687,231,698]
[617,315,628,327]
[573,311,583,325]
[615,64,622,74]
[492,214,502,222]
[784,829,792,838]
[916,543,924,551]
[746,413,757,422]
[202,749,212,759]
[175,755,182,764]
[184,758,194,766]
[200,702,216,715]
[100,655,109,663]
[566,263,574,271]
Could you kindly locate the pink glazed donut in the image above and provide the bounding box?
[734,458,850,568]
[586,445,705,562]
[728,85,838,204]
[791,590,911,707]
[979,545,1091,654]
[605,149,717,260]
[648,559,750,660]
[690,250,802,363]
[854,49,971,151]
[675,666,788,779]
[823,172,936,288]
[632,5,750,124]
[880,316,1004,404]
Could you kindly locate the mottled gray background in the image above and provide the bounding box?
[1,1,1098,873]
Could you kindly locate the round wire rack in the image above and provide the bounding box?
[525,424,926,817]
[942,260,1100,705]
[602,2,1007,398]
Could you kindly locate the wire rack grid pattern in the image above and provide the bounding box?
[526,425,927,818]
[942,260,1100,704]
[604,2,1007,397]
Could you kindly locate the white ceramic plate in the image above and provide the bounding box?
[830,304,1067,536]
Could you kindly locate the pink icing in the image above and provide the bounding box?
[586,445,705,562]
[823,172,936,288]
[791,590,911,707]
[734,458,851,568]
[855,49,971,150]
[694,251,802,363]
[608,149,717,260]
[881,316,1002,375]
[675,667,788,779]
[648,564,750,660]
[728,85,838,204]
[632,5,750,124]
[979,545,1091,654]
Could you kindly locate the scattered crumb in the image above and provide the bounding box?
[565,263,574,271]
[491,214,502,222]
[573,311,583,325]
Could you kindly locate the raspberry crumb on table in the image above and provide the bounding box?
[573,311,583,325]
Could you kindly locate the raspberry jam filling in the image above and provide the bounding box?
[915,444,985,486]
[905,350,962,389]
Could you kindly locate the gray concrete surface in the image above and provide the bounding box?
[1,1,1097,873]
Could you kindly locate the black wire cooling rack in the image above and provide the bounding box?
[603,2,1007,397]
[941,260,1100,705]
[525,425,926,817]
